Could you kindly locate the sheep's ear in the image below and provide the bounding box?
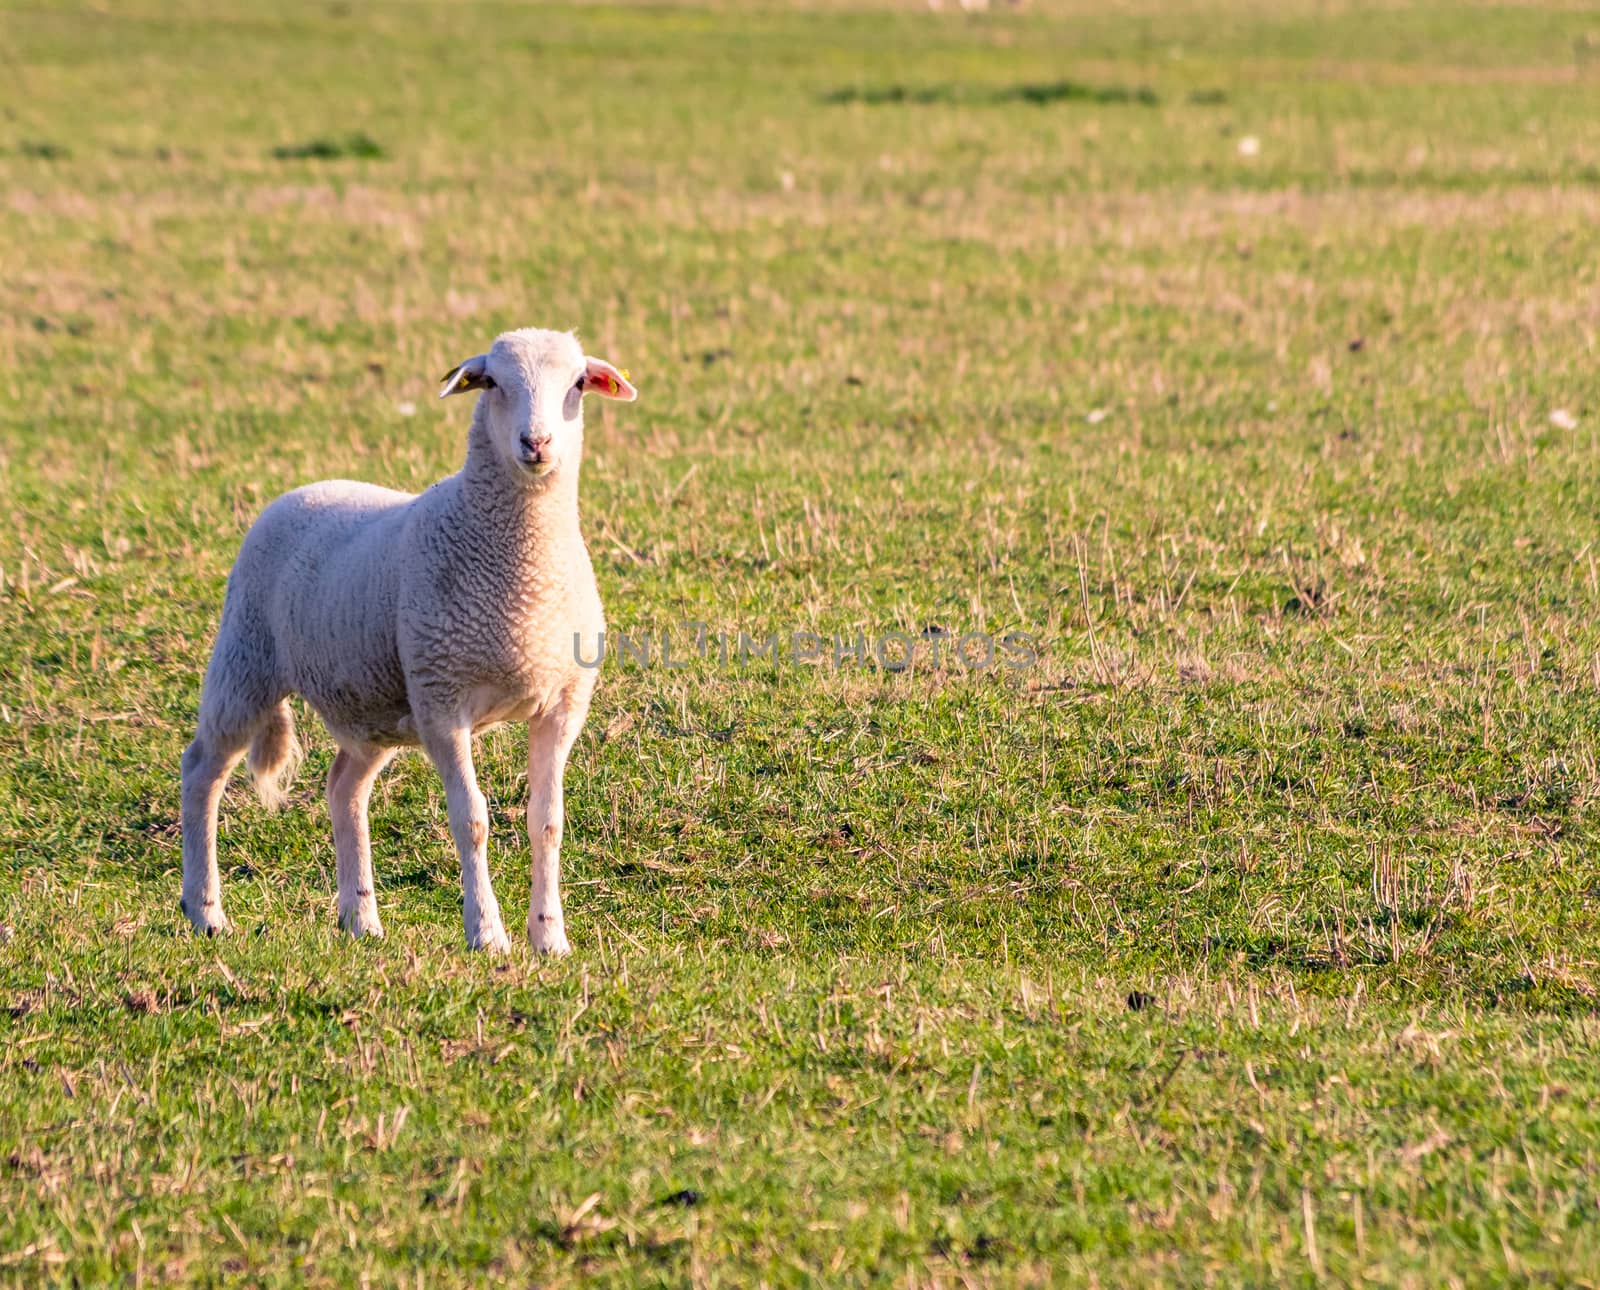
[438,354,492,399]
[584,356,637,402]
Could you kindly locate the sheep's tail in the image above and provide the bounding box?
[246,699,302,811]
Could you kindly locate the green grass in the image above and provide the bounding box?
[5,0,1600,1282]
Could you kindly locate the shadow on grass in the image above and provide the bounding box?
[270,132,386,161]
[823,79,1158,107]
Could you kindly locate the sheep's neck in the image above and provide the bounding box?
[461,420,584,563]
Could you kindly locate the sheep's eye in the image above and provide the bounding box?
[574,374,586,392]
[482,376,497,390]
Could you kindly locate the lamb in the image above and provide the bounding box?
[179,327,637,953]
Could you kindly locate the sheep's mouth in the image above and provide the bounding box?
[517,456,556,478]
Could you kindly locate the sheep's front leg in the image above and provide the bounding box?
[420,724,511,953]
[526,699,589,955]
[328,744,396,938]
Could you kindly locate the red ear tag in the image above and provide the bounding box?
[593,372,618,396]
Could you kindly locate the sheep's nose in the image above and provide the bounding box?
[519,432,551,458]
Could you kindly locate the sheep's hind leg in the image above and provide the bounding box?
[420,722,511,953]
[526,698,590,956]
[329,743,397,939]
[180,733,250,936]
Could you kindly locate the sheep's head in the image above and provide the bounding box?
[439,328,636,481]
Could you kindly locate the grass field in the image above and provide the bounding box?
[5,0,1600,1282]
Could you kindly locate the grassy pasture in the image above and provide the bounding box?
[5,0,1600,1282]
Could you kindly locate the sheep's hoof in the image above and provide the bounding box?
[466,923,512,954]
[181,899,232,938]
[528,921,572,957]
[339,909,385,940]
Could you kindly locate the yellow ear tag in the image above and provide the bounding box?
[622,369,631,381]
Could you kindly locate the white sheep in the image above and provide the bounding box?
[179,327,637,953]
